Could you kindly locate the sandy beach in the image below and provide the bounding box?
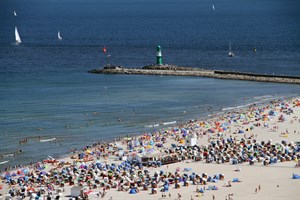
[1,96,300,200]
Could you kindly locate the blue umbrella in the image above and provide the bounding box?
[129,188,137,194]
[39,171,47,175]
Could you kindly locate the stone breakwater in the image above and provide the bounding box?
[88,65,300,84]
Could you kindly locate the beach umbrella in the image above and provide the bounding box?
[79,164,85,169]
[269,110,277,116]
[218,127,224,132]
[86,149,91,154]
[22,169,29,174]
[215,121,220,126]
[129,188,137,194]
[4,173,11,180]
[27,187,35,192]
[84,190,93,195]
[17,170,22,175]
[156,161,162,167]
[189,174,195,180]
[163,184,169,192]
[134,138,139,146]
[149,140,154,146]
[39,171,47,176]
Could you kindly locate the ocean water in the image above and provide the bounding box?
[0,0,299,169]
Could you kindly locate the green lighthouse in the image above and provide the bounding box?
[156,45,163,65]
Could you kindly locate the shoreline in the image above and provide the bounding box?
[88,65,300,84]
[0,96,300,200]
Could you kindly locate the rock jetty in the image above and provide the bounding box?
[88,64,300,84]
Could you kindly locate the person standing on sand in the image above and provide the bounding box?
[212,194,215,200]
[178,193,182,200]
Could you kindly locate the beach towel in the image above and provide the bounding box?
[184,168,192,172]
[232,178,240,182]
[207,185,218,190]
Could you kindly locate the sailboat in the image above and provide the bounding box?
[15,26,22,43]
[212,4,215,10]
[14,11,17,16]
[58,30,62,40]
[228,40,234,57]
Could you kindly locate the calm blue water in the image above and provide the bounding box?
[0,0,299,169]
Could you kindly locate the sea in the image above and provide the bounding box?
[0,0,299,169]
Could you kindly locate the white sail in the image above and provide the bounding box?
[228,40,234,57]
[212,4,215,10]
[15,27,22,43]
[14,11,17,16]
[58,31,62,40]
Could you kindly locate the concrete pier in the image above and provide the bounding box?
[88,65,300,84]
